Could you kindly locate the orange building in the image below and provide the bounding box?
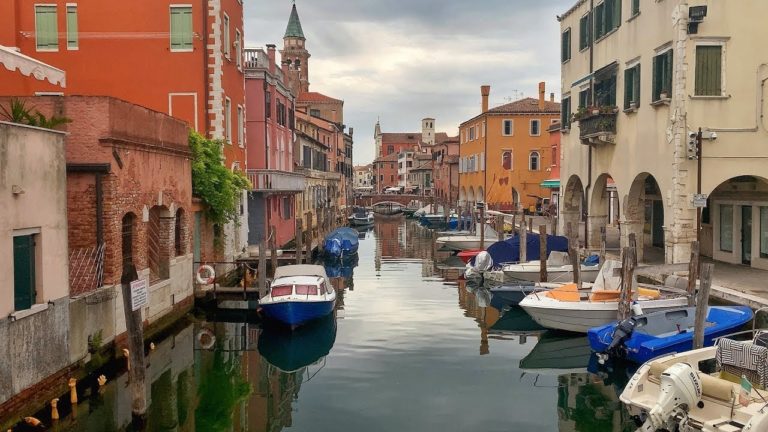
[0,0,245,169]
[459,83,560,212]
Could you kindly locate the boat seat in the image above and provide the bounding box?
[589,290,621,302]
[547,283,580,302]
[716,338,768,389]
[637,287,661,299]
[649,358,735,402]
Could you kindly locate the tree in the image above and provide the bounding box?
[0,98,71,130]
[189,131,250,226]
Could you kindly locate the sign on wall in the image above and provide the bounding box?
[130,279,149,312]
[693,194,708,208]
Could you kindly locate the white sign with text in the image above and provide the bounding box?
[130,279,149,311]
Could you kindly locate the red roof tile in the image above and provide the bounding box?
[488,97,560,114]
[381,132,421,144]
[297,92,343,104]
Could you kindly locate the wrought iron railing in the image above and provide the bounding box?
[578,112,617,140]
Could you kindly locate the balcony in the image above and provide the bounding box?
[246,169,305,194]
[578,112,617,145]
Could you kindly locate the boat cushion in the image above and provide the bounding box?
[636,287,661,299]
[547,284,580,302]
[716,338,768,389]
[589,290,621,302]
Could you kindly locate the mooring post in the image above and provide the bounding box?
[258,238,267,293]
[539,225,548,283]
[528,217,533,233]
[687,241,700,307]
[496,215,504,241]
[628,232,638,268]
[599,226,607,266]
[552,214,558,236]
[269,226,277,277]
[567,222,581,288]
[617,246,636,320]
[511,214,516,235]
[296,218,304,265]
[520,218,528,263]
[693,263,714,349]
[119,264,147,418]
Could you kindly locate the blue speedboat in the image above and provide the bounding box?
[259,265,336,327]
[587,305,753,364]
[323,227,360,259]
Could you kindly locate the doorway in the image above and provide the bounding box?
[13,235,36,311]
[742,206,753,264]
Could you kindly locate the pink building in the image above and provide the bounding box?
[432,138,460,204]
[244,45,304,247]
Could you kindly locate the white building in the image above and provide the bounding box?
[558,0,768,269]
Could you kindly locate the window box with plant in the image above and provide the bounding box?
[573,105,618,145]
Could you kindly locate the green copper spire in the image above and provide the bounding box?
[284,2,305,39]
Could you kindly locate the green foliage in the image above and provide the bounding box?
[195,347,252,431]
[189,131,250,226]
[0,97,71,130]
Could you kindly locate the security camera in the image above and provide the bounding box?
[710,131,717,140]
[688,131,697,139]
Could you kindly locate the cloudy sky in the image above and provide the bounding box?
[245,0,574,165]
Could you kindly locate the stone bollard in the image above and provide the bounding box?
[51,398,59,420]
[68,378,78,404]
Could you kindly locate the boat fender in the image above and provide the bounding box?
[197,328,216,350]
[631,302,644,316]
[196,265,216,285]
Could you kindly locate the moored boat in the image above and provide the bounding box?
[588,305,753,364]
[259,265,337,327]
[323,227,360,259]
[350,210,374,226]
[501,251,600,283]
[436,225,500,251]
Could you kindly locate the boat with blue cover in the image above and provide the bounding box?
[587,305,753,364]
[259,265,336,327]
[323,227,360,259]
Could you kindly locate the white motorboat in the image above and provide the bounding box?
[518,260,688,333]
[501,251,600,283]
[620,333,768,431]
[350,211,374,226]
[436,225,501,251]
[259,265,336,327]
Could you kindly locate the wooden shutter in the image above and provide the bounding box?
[696,45,722,96]
[66,6,78,49]
[35,6,58,50]
[171,7,193,50]
[13,235,36,311]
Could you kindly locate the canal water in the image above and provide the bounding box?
[26,217,636,432]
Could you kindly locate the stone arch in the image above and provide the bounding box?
[459,186,467,204]
[588,174,619,248]
[511,187,520,211]
[477,186,485,203]
[148,205,172,283]
[562,175,585,237]
[468,186,476,203]
[625,173,664,263]
[707,175,768,269]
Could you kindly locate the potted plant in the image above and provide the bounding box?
[660,89,670,100]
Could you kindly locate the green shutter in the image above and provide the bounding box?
[35,6,58,50]
[614,0,622,29]
[635,65,641,106]
[170,7,193,50]
[632,0,640,16]
[13,235,36,311]
[696,45,722,96]
[624,68,632,109]
[66,6,78,49]
[562,29,571,62]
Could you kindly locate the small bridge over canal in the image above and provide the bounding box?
[353,194,428,208]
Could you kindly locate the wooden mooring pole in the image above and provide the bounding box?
[520,217,528,263]
[539,225,548,283]
[566,222,581,288]
[119,264,147,419]
[269,226,277,276]
[295,218,304,264]
[258,238,267,292]
[496,215,504,241]
[693,263,714,349]
[687,241,700,307]
[599,226,607,266]
[617,246,637,320]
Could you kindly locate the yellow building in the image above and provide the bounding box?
[459,83,560,212]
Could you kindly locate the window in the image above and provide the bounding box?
[561,96,571,127]
[562,28,571,62]
[695,45,723,96]
[387,145,394,155]
[283,197,292,220]
[652,49,673,101]
[225,97,232,143]
[502,151,512,170]
[594,0,621,40]
[529,152,540,171]
[235,30,242,68]
[310,108,320,117]
[223,14,230,59]
[502,119,514,136]
[595,67,617,107]
[468,126,476,141]
[170,6,193,51]
[175,209,185,256]
[35,5,58,51]
[761,207,768,258]
[66,5,78,50]
[631,0,640,17]
[13,234,37,311]
[624,63,641,110]
[530,119,541,136]
[237,105,244,147]
[720,205,733,252]
[578,88,591,108]
[266,92,271,118]
[579,13,591,50]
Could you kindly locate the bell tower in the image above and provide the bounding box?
[281,2,310,96]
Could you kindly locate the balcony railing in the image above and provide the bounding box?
[246,169,305,193]
[578,112,617,145]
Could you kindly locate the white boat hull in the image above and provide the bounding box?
[519,294,689,333]
[503,263,600,283]
[436,235,499,251]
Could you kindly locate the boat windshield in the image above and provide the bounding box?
[271,285,293,297]
[295,284,319,295]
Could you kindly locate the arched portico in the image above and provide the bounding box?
[624,173,664,264]
[561,175,585,238]
[588,174,619,248]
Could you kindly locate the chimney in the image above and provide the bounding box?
[266,44,276,75]
[331,109,337,123]
[550,92,555,103]
[481,85,491,113]
[538,82,546,109]
[281,60,290,83]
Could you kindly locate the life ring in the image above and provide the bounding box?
[196,265,215,285]
[197,328,216,350]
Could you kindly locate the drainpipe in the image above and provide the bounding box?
[584,0,595,246]
[202,0,210,137]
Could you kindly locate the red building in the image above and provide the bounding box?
[433,138,460,204]
[543,122,562,213]
[244,45,303,247]
[373,153,400,193]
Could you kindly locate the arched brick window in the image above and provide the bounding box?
[529,151,540,171]
[148,206,171,283]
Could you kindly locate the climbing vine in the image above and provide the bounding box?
[189,131,250,226]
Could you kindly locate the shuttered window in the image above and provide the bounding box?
[561,28,571,63]
[579,13,591,50]
[695,45,723,96]
[578,89,591,108]
[35,5,58,51]
[631,0,640,17]
[66,5,78,49]
[652,50,673,101]
[594,0,621,40]
[530,119,541,136]
[561,96,571,127]
[13,235,37,311]
[170,6,193,51]
[624,64,641,110]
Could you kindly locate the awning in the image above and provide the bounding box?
[540,179,560,189]
[0,45,66,87]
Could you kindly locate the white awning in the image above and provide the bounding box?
[0,45,66,87]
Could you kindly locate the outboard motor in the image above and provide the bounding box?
[473,251,494,272]
[637,363,702,432]
[597,317,637,365]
